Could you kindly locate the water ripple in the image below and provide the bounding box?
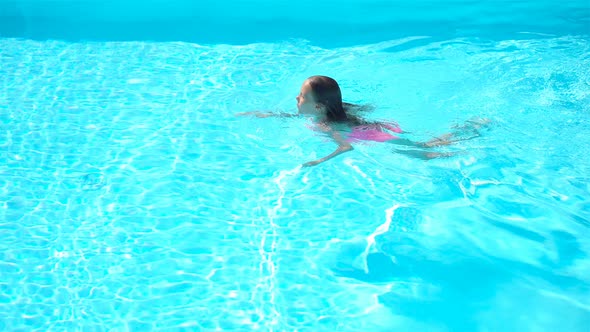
[1,35,589,331]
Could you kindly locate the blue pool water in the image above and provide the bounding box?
[1,1,590,331]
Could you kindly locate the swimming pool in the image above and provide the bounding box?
[1,0,589,331]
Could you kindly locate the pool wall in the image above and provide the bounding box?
[0,1,588,45]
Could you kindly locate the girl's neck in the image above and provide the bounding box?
[311,113,329,123]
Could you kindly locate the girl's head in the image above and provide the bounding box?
[296,75,347,121]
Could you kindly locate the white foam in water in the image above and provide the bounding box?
[355,204,400,273]
[127,78,148,84]
[344,158,376,192]
[254,165,301,330]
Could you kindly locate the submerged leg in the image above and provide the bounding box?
[387,117,491,160]
[423,117,492,147]
[386,139,462,160]
[392,149,464,160]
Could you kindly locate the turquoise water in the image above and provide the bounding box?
[2,0,589,46]
[2,1,590,332]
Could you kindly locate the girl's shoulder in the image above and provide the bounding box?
[306,120,333,133]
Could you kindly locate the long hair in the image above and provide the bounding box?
[305,76,348,122]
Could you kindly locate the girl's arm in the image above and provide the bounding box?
[303,130,353,167]
[236,111,299,118]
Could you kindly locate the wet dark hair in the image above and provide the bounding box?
[305,75,375,125]
[305,75,348,122]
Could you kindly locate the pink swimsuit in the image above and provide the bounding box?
[346,122,403,142]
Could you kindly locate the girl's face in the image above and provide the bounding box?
[296,82,323,116]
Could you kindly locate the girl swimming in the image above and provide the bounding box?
[238,75,490,166]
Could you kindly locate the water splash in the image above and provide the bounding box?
[254,165,301,331]
[356,203,400,273]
